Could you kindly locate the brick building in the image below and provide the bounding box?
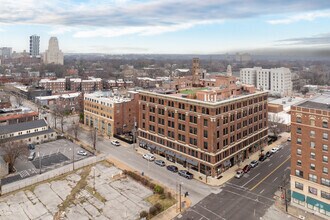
[138,86,268,177]
[290,94,330,218]
[84,91,139,137]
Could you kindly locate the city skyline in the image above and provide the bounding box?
[1,0,330,54]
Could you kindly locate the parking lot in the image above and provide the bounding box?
[2,139,93,184]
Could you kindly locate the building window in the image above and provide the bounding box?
[323,167,328,174]
[310,119,315,126]
[297,117,302,123]
[323,132,328,140]
[310,163,315,170]
[297,138,302,144]
[323,144,328,151]
[310,152,315,159]
[295,170,303,178]
[321,191,330,200]
[323,156,328,163]
[308,186,317,195]
[310,130,315,137]
[310,142,315,149]
[203,142,208,150]
[295,182,303,190]
[203,119,208,126]
[321,178,330,186]
[297,149,302,155]
[322,121,328,128]
[297,160,302,166]
[204,130,208,138]
[296,127,302,134]
[309,174,317,183]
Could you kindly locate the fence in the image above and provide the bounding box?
[1,154,106,195]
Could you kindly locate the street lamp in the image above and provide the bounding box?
[38,145,42,174]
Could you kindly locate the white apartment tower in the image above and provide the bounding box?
[29,35,40,57]
[240,67,292,97]
[43,37,64,65]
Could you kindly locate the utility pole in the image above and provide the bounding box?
[72,144,75,170]
[93,167,96,194]
[39,146,42,174]
[179,183,182,212]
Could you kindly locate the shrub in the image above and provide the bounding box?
[166,192,172,199]
[154,203,163,212]
[149,206,158,216]
[154,185,164,194]
[140,210,148,219]
[160,194,166,199]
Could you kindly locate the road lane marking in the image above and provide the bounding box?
[250,156,290,191]
[259,189,265,194]
[268,163,273,167]
[225,185,274,202]
[224,189,272,205]
[190,209,210,220]
[196,205,226,220]
[242,173,260,187]
[272,177,278,182]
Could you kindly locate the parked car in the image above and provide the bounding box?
[250,160,259,168]
[243,164,251,173]
[143,153,155,161]
[111,140,120,146]
[265,151,272,157]
[178,170,194,179]
[154,160,165,167]
[259,154,267,162]
[28,152,36,161]
[235,170,244,179]
[167,165,178,173]
[77,150,87,156]
[139,142,148,149]
[287,137,291,142]
[271,147,279,154]
[28,144,35,150]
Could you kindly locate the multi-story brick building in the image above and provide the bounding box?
[84,91,139,137]
[290,94,330,218]
[138,84,268,177]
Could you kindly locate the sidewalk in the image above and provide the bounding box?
[274,190,326,220]
[137,132,291,187]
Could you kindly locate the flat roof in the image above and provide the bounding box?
[297,93,330,111]
[269,96,305,111]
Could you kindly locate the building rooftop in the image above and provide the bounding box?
[0,119,48,135]
[297,93,330,111]
[269,96,305,112]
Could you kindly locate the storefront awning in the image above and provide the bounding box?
[186,158,198,166]
[175,153,186,161]
[156,146,166,153]
[292,191,305,202]
[149,144,156,150]
[224,160,231,167]
[306,196,330,211]
[166,150,175,157]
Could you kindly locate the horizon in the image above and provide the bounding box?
[1,1,330,54]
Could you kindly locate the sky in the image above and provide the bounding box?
[1,0,330,54]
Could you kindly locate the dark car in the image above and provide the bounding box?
[154,160,165,167]
[259,154,267,162]
[167,165,178,172]
[250,160,259,168]
[139,142,148,150]
[243,164,251,173]
[28,144,35,150]
[265,151,272,157]
[178,170,194,179]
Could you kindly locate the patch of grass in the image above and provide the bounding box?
[85,185,106,203]
[146,194,176,211]
[179,88,205,95]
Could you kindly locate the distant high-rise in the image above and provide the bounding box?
[192,58,201,86]
[0,47,12,58]
[43,37,64,65]
[29,35,40,57]
[226,64,232,76]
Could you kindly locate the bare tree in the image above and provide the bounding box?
[268,113,285,138]
[71,119,80,140]
[2,140,28,173]
[52,103,67,133]
[90,127,98,153]
[236,152,243,167]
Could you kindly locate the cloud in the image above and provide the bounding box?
[1,0,330,38]
[276,33,330,46]
[268,10,330,24]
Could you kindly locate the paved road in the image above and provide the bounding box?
[177,142,291,220]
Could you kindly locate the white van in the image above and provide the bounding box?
[28,152,36,161]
